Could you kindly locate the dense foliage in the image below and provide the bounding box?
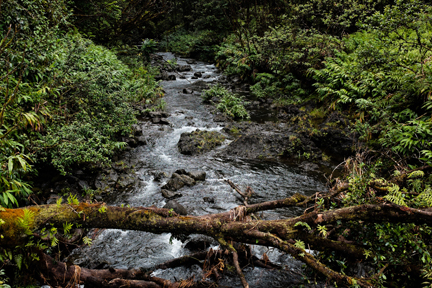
[0,0,161,207]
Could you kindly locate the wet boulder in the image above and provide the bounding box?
[167,74,176,81]
[164,200,188,215]
[162,176,185,191]
[188,171,206,181]
[176,173,195,186]
[183,88,194,94]
[161,189,182,199]
[193,72,202,78]
[153,171,168,182]
[178,65,192,72]
[175,169,187,175]
[178,130,226,156]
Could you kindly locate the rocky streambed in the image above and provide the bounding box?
[38,52,357,287]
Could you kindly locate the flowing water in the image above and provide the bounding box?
[69,53,327,287]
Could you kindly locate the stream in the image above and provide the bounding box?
[69,53,327,287]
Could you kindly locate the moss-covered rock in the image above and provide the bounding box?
[178,129,226,155]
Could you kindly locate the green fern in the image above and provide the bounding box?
[17,209,35,235]
[415,188,432,207]
[294,221,312,231]
[63,222,73,235]
[67,194,79,205]
[14,254,23,270]
[317,225,328,237]
[83,236,93,246]
[409,170,425,179]
[294,240,306,250]
[384,184,407,206]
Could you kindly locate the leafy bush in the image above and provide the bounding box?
[159,29,218,59]
[35,33,161,174]
[0,0,162,205]
[217,94,250,119]
[202,84,250,119]
[201,84,228,102]
[310,0,432,164]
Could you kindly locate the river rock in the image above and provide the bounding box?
[162,176,185,191]
[117,174,135,189]
[176,173,195,186]
[178,130,226,155]
[185,236,215,251]
[136,136,147,146]
[78,180,90,191]
[149,111,170,118]
[203,196,214,203]
[152,117,161,124]
[178,65,192,72]
[186,59,196,64]
[153,171,168,182]
[164,200,188,215]
[167,74,176,81]
[46,194,60,205]
[188,171,206,181]
[175,169,187,175]
[95,170,119,191]
[203,74,211,79]
[183,88,194,94]
[193,72,202,78]
[161,189,182,199]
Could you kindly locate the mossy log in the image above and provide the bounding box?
[2,192,432,287]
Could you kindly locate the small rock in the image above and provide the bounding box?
[186,60,196,64]
[136,136,147,146]
[185,236,214,251]
[149,111,170,118]
[152,117,161,124]
[177,174,195,186]
[175,169,187,175]
[168,74,176,81]
[161,189,182,199]
[203,74,211,79]
[183,88,194,94]
[162,176,185,191]
[194,72,202,78]
[78,180,90,191]
[177,65,192,72]
[191,76,198,79]
[160,118,171,125]
[188,171,206,181]
[164,200,188,215]
[153,171,168,182]
[203,197,214,203]
[117,175,135,188]
[46,194,60,205]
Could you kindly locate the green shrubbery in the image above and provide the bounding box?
[0,0,161,206]
[159,29,218,59]
[202,84,250,119]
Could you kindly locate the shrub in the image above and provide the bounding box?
[201,84,229,102]
[217,94,250,119]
